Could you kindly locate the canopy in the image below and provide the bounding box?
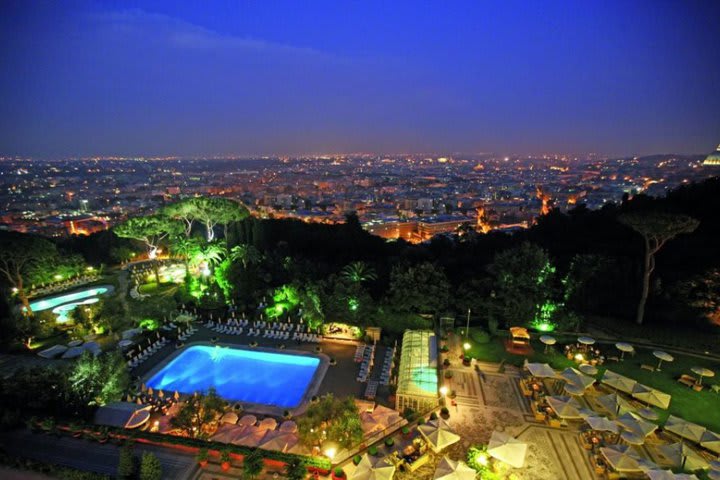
[372,405,402,427]
[259,431,299,453]
[94,402,151,428]
[539,335,556,345]
[584,416,619,434]
[279,420,298,433]
[211,424,246,443]
[700,430,720,454]
[396,330,438,401]
[560,367,595,390]
[564,383,586,396]
[238,414,257,426]
[418,419,461,453]
[601,370,637,394]
[234,427,268,447]
[664,415,706,443]
[487,431,528,469]
[631,384,671,410]
[360,412,385,435]
[258,417,278,431]
[645,470,699,480]
[596,393,634,416]
[578,336,595,345]
[691,367,714,385]
[620,431,644,445]
[600,445,643,473]
[616,412,657,438]
[658,442,699,470]
[636,408,660,421]
[509,326,530,340]
[350,454,396,480]
[579,364,598,376]
[220,412,238,424]
[524,362,556,378]
[433,456,476,480]
[546,396,582,419]
[615,342,634,353]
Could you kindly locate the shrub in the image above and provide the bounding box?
[440,407,450,417]
[429,412,438,420]
[368,446,378,456]
[139,452,162,480]
[417,417,426,425]
[401,426,410,435]
[443,358,451,367]
[220,449,231,463]
[384,438,394,447]
[353,455,362,465]
[117,445,136,480]
[334,467,345,477]
[441,345,449,352]
[196,448,208,463]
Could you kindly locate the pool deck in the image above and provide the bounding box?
[133,325,387,415]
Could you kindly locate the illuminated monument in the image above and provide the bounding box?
[703,145,720,166]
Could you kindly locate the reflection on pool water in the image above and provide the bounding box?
[146,345,321,408]
[29,286,113,322]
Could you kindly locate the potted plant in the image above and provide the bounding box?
[329,357,337,366]
[368,446,378,456]
[196,448,209,468]
[69,422,83,438]
[283,410,292,420]
[384,438,394,447]
[401,426,410,436]
[440,407,450,419]
[331,467,346,479]
[220,449,232,471]
[352,455,362,466]
[429,412,438,421]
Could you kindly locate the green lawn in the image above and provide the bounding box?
[137,282,177,296]
[463,330,720,432]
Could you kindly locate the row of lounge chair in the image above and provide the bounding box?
[205,320,321,342]
[127,337,170,369]
[380,347,396,385]
[28,274,99,297]
[357,344,376,382]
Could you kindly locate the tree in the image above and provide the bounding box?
[242,449,264,479]
[114,215,182,282]
[284,457,307,480]
[388,262,450,315]
[619,212,699,325]
[297,394,363,449]
[170,387,225,439]
[68,351,129,407]
[117,444,136,480]
[0,232,58,315]
[490,243,555,327]
[340,261,377,284]
[229,244,262,269]
[170,236,202,277]
[176,197,249,242]
[163,200,198,237]
[140,452,163,480]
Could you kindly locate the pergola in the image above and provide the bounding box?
[396,330,439,413]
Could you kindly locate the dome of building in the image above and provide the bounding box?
[703,145,720,166]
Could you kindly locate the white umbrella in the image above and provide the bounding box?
[560,367,595,390]
[350,454,396,480]
[636,408,659,421]
[616,412,657,438]
[584,416,619,434]
[433,456,476,480]
[539,335,556,353]
[564,383,586,396]
[600,445,643,473]
[418,419,461,453]
[620,431,644,445]
[524,362,556,378]
[645,470,699,480]
[631,384,671,409]
[615,342,634,361]
[664,415,706,443]
[700,430,720,454]
[579,364,598,376]
[238,414,257,426]
[220,412,239,424]
[578,336,595,345]
[691,366,715,385]
[653,351,674,371]
[596,393,634,416]
[546,396,582,419]
[487,431,528,468]
[601,370,637,394]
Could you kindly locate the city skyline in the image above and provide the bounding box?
[2,0,720,158]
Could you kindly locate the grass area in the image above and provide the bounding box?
[137,282,177,296]
[464,328,720,432]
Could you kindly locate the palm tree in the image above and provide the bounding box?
[170,237,201,277]
[229,244,262,269]
[341,261,377,284]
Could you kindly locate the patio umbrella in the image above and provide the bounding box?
[600,445,643,473]
[577,336,595,346]
[596,393,635,416]
[61,346,85,359]
[710,460,720,471]
[700,430,720,454]
[238,414,257,427]
[211,423,244,443]
[360,412,384,435]
[68,339,83,347]
[664,442,702,471]
[636,408,659,421]
[615,342,634,361]
[584,416,619,434]
[579,364,598,376]
[539,335,556,353]
[524,362,556,378]
[173,391,180,400]
[601,370,637,394]
[631,384,671,409]
[418,419,461,453]
[220,412,239,424]
[620,431,644,445]
[234,427,268,447]
[664,415,706,443]
[279,420,298,433]
[258,417,277,431]
[691,367,715,385]
[259,431,299,453]
[710,471,720,480]
[545,396,583,419]
[645,470,699,480]
[564,383,586,396]
[616,413,657,438]
[350,454,396,480]
[487,431,528,469]
[433,456,476,480]
[653,351,674,371]
[560,367,596,390]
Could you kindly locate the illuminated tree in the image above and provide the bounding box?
[114,215,182,282]
[297,394,363,448]
[163,200,198,237]
[341,261,377,284]
[0,232,58,315]
[242,450,264,480]
[170,237,202,277]
[139,452,162,480]
[619,212,699,325]
[170,387,225,439]
[229,244,262,269]
[68,351,129,406]
[170,197,249,242]
[388,262,450,315]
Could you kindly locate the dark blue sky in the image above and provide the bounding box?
[1,0,719,158]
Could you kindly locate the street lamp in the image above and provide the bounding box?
[463,342,471,351]
[465,308,471,343]
[439,386,448,397]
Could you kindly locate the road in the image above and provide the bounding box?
[0,429,197,480]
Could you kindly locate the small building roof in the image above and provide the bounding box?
[94,402,149,428]
[396,330,438,399]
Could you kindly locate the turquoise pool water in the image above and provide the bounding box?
[29,286,113,322]
[146,345,321,408]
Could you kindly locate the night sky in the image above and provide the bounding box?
[1,0,719,158]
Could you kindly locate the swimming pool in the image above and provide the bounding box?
[29,285,114,322]
[146,345,321,408]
